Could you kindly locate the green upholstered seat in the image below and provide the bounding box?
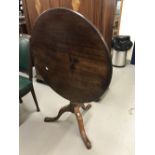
[19,34,40,112]
[19,36,30,72]
[19,76,32,97]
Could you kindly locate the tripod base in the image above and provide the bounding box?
[44,102,92,149]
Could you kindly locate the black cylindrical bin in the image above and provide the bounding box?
[111,35,133,67]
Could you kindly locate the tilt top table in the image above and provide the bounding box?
[30,8,112,149]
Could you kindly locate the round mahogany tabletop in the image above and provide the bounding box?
[30,8,112,103]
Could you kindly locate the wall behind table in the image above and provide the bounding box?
[119,0,135,61]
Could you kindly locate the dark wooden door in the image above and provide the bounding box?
[23,0,116,49]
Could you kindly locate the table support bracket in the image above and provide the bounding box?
[44,102,92,149]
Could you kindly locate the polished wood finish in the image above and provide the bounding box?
[22,0,50,33]
[44,102,92,149]
[31,8,112,103]
[44,103,73,122]
[23,0,116,49]
[30,8,112,149]
[74,105,91,149]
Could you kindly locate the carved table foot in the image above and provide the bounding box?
[44,103,71,122]
[74,105,92,149]
[44,102,92,149]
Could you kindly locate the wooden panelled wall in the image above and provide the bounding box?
[23,0,116,49]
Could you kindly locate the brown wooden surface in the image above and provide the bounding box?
[23,0,116,49]
[74,105,91,149]
[30,8,112,103]
[44,102,92,149]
